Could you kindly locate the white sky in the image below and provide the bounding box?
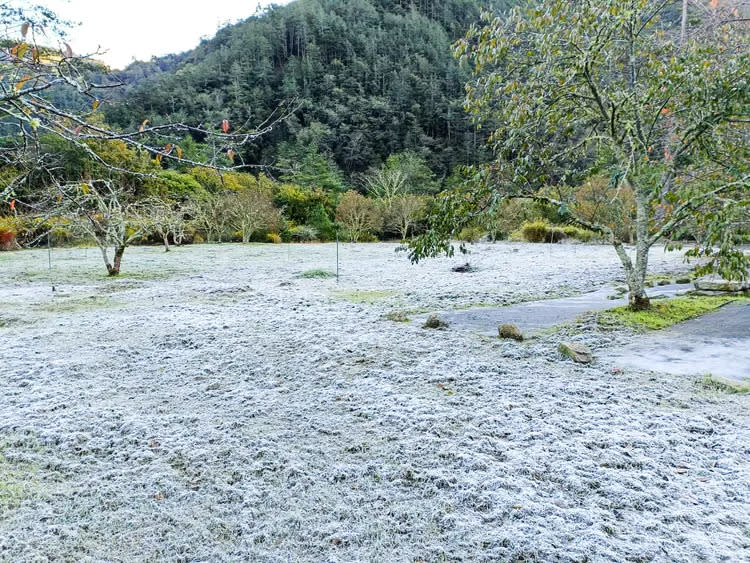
[22,0,294,69]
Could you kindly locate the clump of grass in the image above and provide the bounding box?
[0,448,37,511]
[700,374,750,394]
[515,219,597,243]
[297,269,336,279]
[40,295,113,313]
[601,296,737,330]
[384,311,410,323]
[333,289,398,303]
[520,220,566,243]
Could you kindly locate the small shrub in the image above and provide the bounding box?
[357,232,379,243]
[289,225,319,242]
[458,226,485,243]
[0,216,21,251]
[562,225,595,242]
[298,269,336,279]
[520,220,565,243]
[266,233,282,244]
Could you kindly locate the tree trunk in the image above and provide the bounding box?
[163,234,170,252]
[108,245,125,276]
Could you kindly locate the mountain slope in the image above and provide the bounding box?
[107,0,514,179]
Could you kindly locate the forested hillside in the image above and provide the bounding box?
[107,0,514,180]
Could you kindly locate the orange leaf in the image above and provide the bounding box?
[139,119,149,133]
[74,125,83,136]
[176,146,183,159]
[221,119,230,133]
[9,200,15,211]
[164,143,173,154]
[661,108,670,116]
[227,149,235,163]
[710,0,718,8]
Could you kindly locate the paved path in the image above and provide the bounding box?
[428,283,691,336]
[608,300,750,384]
[423,283,749,384]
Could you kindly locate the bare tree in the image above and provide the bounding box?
[228,188,280,243]
[49,180,148,276]
[138,198,187,252]
[388,194,425,240]
[189,194,230,243]
[336,191,381,242]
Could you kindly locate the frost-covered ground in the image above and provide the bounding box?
[1,242,748,561]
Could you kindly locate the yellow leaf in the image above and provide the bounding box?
[92,100,100,111]
[164,143,173,154]
[176,146,183,159]
[15,75,31,91]
[227,149,235,163]
[14,42,29,59]
[155,153,162,164]
[81,184,90,194]
[139,119,149,133]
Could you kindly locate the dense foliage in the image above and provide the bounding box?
[411,0,749,309]
[106,0,515,179]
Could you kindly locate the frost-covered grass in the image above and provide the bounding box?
[1,242,748,561]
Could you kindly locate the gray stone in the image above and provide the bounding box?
[558,342,593,364]
[498,323,524,341]
[694,276,750,293]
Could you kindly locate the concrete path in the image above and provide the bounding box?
[423,282,749,384]
[427,283,691,337]
[608,300,750,384]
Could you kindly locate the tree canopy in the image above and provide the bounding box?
[411,0,749,309]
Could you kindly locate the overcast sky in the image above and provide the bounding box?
[24,0,294,69]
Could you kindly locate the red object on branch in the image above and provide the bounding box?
[9,200,15,211]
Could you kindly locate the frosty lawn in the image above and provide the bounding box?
[1,242,748,560]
